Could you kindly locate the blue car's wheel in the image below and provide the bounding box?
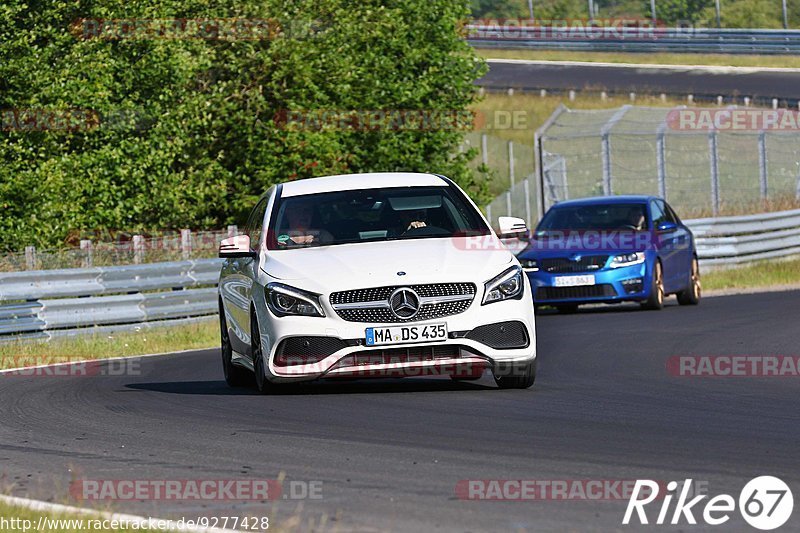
[642,261,664,310]
[677,257,701,306]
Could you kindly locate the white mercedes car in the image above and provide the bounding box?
[217,172,537,393]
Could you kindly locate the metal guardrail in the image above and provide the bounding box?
[0,259,223,342]
[467,26,800,54]
[1,210,798,341]
[686,208,800,265]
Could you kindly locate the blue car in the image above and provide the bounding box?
[517,195,701,312]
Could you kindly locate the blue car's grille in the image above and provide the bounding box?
[540,255,609,273]
[536,284,617,301]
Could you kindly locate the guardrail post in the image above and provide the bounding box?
[227,225,238,238]
[709,130,720,216]
[80,240,93,268]
[133,235,144,264]
[758,131,768,201]
[181,229,192,260]
[508,141,515,189]
[25,246,36,271]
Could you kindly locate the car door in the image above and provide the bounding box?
[224,193,271,355]
[664,201,694,286]
[650,199,679,291]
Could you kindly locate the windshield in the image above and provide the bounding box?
[536,203,649,233]
[267,185,490,249]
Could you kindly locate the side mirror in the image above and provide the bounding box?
[498,216,528,237]
[657,221,678,233]
[219,235,257,258]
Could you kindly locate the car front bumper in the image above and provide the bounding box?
[526,261,651,305]
[251,281,537,383]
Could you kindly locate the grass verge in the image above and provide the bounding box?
[476,48,800,69]
[702,257,800,291]
[0,501,130,532]
[0,320,218,371]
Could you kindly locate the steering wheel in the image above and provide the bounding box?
[402,225,449,237]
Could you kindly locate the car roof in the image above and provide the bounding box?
[280,172,448,198]
[550,195,657,208]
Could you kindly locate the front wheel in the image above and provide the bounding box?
[494,360,536,389]
[641,261,664,310]
[251,314,275,394]
[220,305,250,387]
[677,257,701,305]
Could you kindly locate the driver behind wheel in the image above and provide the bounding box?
[399,208,427,232]
[626,207,646,230]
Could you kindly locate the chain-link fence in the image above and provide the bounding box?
[485,105,800,229]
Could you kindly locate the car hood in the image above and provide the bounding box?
[261,237,514,292]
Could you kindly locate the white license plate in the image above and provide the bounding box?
[554,274,596,287]
[365,323,448,346]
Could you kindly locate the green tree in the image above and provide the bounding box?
[0,0,487,250]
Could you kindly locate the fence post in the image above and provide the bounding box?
[601,134,612,195]
[181,229,192,260]
[227,225,238,238]
[656,125,667,199]
[534,132,544,218]
[508,141,515,189]
[25,246,36,271]
[523,179,532,230]
[80,240,93,268]
[708,131,720,216]
[133,235,144,264]
[758,131,768,200]
[481,134,488,167]
[486,204,493,229]
[600,105,631,196]
[505,191,512,217]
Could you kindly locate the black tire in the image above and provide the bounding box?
[220,304,250,387]
[677,257,701,306]
[555,304,579,314]
[494,359,536,389]
[641,261,664,310]
[250,313,273,394]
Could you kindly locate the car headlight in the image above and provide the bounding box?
[482,266,524,305]
[266,283,325,317]
[518,258,539,272]
[609,251,646,268]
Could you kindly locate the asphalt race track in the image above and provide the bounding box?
[2,290,800,532]
[478,60,800,104]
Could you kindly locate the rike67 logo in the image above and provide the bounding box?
[624,477,793,530]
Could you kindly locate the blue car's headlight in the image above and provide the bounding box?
[266,283,325,317]
[609,252,646,268]
[519,258,539,272]
[482,266,524,305]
